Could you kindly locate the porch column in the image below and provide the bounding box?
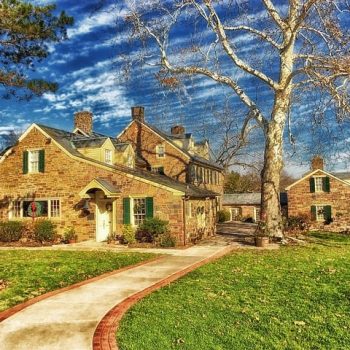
[112,199,117,233]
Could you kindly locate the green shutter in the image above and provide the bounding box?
[146,197,154,218]
[39,150,45,173]
[323,177,330,192]
[324,206,332,221]
[310,178,315,193]
[123,198,131,224]
[23,151,28,174]
[311,205,316,221]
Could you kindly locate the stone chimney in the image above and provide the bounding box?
[171,125,185,135]
[74,111,93,135]
[131,106,145,123]
[311,156,324,170]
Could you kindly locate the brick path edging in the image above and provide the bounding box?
[0,255,163,322]
[92,245,235,350]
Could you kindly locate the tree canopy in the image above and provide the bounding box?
[0,0,73,99]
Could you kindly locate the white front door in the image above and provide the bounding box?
[96,202,112,242]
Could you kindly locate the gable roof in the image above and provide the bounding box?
[118,120,224,171]
[16,123,218,198]
[223,192,288,206]
[285,168,350,191]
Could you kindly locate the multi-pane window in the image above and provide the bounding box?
[133,198,146,226]
[315,177,323,192]
[151,166,165,175]
[29,150,39,173]
[10,199,60,219]
[316,206,325,221]
[105,149,113,164]
[50,199,60,218]
[156,144,165,158]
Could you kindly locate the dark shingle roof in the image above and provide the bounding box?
[73,138,107,148]
[0,146,12,157]
[143,122,223,170]
[223,192,288,206]
[37,124,217,198]
[331,172,350,181]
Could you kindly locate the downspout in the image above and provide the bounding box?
[182,196,187,246]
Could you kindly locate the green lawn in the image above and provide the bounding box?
[0,250,155,312]
[117,233,350,350]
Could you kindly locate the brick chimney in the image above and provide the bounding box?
[311,156,324,170]
[74,111,93,135]
[171,125,185,135]
[131,106,145,123]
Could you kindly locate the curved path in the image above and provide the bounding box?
[0,241,236,350]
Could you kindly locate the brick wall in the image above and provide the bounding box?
[287,170,350,232]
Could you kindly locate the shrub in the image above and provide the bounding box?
[284,214,310,234]
[136,218,169,244]
[33,219,56,242]
[122,224,136,244]
[135,230,154,243]
[217,210,230,223]
[64,227,77,242]
[0,221,24,242]
[159,232,176,247]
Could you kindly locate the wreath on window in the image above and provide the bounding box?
[27,201,42,217]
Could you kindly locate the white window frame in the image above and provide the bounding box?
[104,149,113,165]
[9,199,61,220]
[316,205,325,221]
[314,176,323,192]
[131,197,147,227]
[156,144,165,158]
[28,150,40,173]
[230,207,241,221]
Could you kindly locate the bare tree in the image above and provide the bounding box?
[0,130,20,151]
[119,0,350,237]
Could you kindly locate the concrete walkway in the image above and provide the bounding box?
[0,241,235,350]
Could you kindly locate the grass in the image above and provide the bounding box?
[117,233,350,350]
[0,250,155,312]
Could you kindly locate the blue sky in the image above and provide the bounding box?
[0,0,349,176]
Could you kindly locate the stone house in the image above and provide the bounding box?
[0,108,223,245]
[118,107,224,196]
[286,156,350,232]
[223,192,288,222]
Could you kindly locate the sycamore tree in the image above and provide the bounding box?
[0,0,73,99]
[119,0,350,237]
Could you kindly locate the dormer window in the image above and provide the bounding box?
[105,149,112,164]
[156,144,165,158]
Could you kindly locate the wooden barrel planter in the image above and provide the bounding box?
[255,236,269,247]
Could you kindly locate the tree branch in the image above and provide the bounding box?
[223,25,281,49]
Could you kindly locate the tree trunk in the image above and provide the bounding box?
[261,119,285,238]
